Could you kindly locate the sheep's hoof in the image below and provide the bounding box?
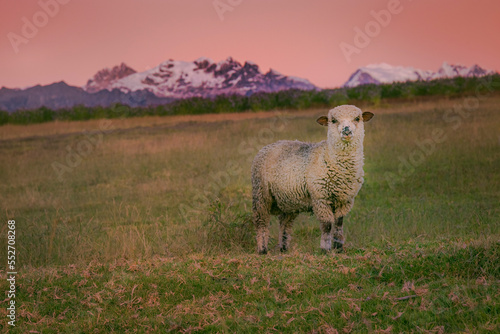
[258,249,268,255]
[332,242,344,253]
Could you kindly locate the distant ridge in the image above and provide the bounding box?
[1,60,497,112]
[0,82,173,112]
[0,57,317,112]
[343,62,496,87]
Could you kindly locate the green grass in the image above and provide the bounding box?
[0,96,499,332]
[2,240,499,332]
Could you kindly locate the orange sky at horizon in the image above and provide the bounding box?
[1,0,499,89]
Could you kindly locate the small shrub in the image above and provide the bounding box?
[202,199,254,253]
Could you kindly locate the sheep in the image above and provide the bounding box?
[251,105,374,254]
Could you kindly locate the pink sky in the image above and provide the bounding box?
[1,0,499,89]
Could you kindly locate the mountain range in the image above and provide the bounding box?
[0,57,317,112]
[343,62,495,87]
[0,82,173,113]
[0,59,496,112]
[85,57,317,98]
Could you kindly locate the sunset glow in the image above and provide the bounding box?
[1,0,499,89]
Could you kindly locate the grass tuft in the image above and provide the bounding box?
[202,198,254,254]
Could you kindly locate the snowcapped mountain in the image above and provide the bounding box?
[343,62,496,87]
[84,57,317,97]
[85,63,137,93]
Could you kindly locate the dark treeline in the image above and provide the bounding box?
[1,75,499,125]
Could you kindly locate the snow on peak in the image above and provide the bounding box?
[215,57,241,73]
[84,63,137,93]
[194,57,214,64]
[267,69,283,76]
[288,76,314,85]
[344,62,496,87]
[83,57,317,98]
[366,63,396,70]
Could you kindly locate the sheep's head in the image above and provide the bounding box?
[316,105,373,146]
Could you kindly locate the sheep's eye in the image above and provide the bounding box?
[331,119,337,124]
[354,116,360,122]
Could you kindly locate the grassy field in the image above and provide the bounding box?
[0,96,499,332]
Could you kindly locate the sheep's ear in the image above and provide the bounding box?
[362,112,374,122]
[316,116,329,126]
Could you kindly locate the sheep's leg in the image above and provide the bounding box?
[332,216,344,252]
[313,201,335,252]
[252,175,272,254]
[254,211,270,254]
[278,213,298,252]
[320,221,332,251]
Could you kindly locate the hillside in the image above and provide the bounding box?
[1,96,499,332]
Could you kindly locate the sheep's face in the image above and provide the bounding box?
[316,105,374,144]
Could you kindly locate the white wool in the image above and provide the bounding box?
[251,105,372,254]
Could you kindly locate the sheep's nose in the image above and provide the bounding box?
[342,127,352,136]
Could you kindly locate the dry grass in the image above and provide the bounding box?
[0,96,498,267]
[5,239,499,333]
[0,108,322,141]
[0,97,479,141]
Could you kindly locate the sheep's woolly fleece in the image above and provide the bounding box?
[251,105,373,253]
